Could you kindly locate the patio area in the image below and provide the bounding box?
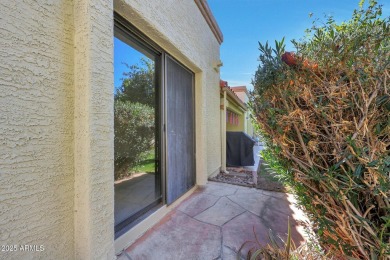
[117,181,309,260]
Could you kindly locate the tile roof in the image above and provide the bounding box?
[220,80,247,110]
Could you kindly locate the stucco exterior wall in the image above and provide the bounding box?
[73,1,115,259]
[226,97,245,132]
[0,0,115,259]
[206,80,223,176]
[0,1,75,259]
[114,0,222,178]
[0,0,220,258]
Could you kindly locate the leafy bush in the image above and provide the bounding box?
[115,58,156,107]
[114,100,155,180]
[251,1,389,258]
[114,58,156,181]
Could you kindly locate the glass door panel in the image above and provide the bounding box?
[113,28,161,234]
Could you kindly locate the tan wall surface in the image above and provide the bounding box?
[0,1,75,259]
[73,0,115,259]
[0,0,115,259]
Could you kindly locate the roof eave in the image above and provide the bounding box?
[221,86,247,110]
[194,0,223,44]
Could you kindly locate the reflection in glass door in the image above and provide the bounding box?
[113,25,161,235]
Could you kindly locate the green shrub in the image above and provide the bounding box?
[251,1,389,258]
[114,100,155,180]
[115,58,156,107]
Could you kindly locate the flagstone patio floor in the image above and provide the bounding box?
[117,181,309,260]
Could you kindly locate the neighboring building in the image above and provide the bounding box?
[231,86,249,103]
[0,1,223,259]
[220,80,255,171]
[230,86,255,137]
[220,81,254,135]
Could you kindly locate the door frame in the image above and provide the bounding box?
[113,12,197,234]
[114,13,164,236]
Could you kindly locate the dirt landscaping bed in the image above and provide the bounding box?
[209,162,288,192]
[209,167,256,187]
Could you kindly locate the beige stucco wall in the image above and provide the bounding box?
[1,0,221,259]
[0,0,115,259]
[0,1,76,259]
[73,1,115,259]
[114,0,222,178]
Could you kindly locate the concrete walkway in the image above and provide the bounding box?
[117,182,308,260]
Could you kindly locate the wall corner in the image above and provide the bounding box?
[73,0,115,259]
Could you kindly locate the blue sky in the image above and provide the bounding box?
[114,37,150,89]
[207,0,390,90]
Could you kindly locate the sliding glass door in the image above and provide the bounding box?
[113,14,196,237]
[113,23,162,235]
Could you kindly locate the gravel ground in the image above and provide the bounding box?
[209,167,256,187]
[209,163,288,193]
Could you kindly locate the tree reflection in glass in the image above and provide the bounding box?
[113,35,160,231]
[114,58,155,180]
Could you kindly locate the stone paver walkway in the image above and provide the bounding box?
[117,181,309,260]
